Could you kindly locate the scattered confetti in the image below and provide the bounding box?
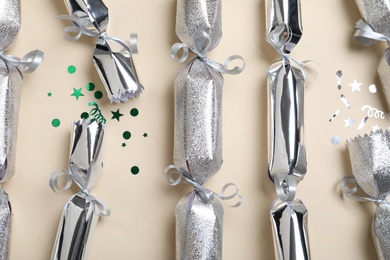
[80,112,89,119]
[343,117,355,128]
[130,108,139,117]
[51,118,61,128]
[123,131,131,140]
[131,166,140,175]
[143,133,148,138]
[336,70,342,90]
[121,143,127,148]
[111,109,124,121]
[357,116,369,131]
[94,91,103,99]
[67,65,76,74]
[372,124,381,131]
[331,136,340,145]
[86,82,95,91]
[349,79,362,92]
[341,94,351,109]
[361,105,385,119]
[47,92,52,97]
[329,110,341,122]
[71,88,84,100]
[369,84,377,93]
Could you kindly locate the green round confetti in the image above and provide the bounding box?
[130,108,139,117]
[94,91,103,99]
[131,166,139,175]
[67,65,76,74]
[81,112,89,119]
[51,118,61,127]
[86,82,95,91]
[123,131,131,140]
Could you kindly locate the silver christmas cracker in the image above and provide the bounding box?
[168,0,244,259]
[353,1,390,111]
[51,119,110,260]
[0,1,43,259]
[266,0,310,259]
[60,0,143,103]
[341,130,390,260]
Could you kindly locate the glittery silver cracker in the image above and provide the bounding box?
[0,192,11,260]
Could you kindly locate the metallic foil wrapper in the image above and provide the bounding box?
[0,192,11,260]
[51,119,106,260]
[176,192,223,260]
[373,203,390,260]
[270,198,310,260]
[378,54,390,112]
[265,0,302,54]
[267,60,307,183]
[51,192,99,260]
[355,0,390,36]
[347,130,390,199]
[62,0,143,103]
[173,58,223,185]
[0,0,20,51]
[176,0,222,51]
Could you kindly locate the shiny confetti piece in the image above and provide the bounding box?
[372,124,381,131]
[349,79,362,92]
[71,88,84,100]
[357,116,369,131]
[89,102,106,123]
[331,136,340,145]
[343,117,355,128]
[341,94,351,109]
[131,166,140,175]
[121,143,127,148]
[329,110,341,122]
[52,118,61,127]
[361,105,385,119]
[336,70,342,90]
[80,112,89,119]
[94,91,103,99]
[111,109,123,121]
[86,82,95,91]
[67,65,76,74]
[123,131,131,140]
[130,108,139,117]
[47,92,52,97]
[143,133,148,138]
[369,84,378,93]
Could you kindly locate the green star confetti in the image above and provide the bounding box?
[130,108,139,117]
[67,65,76,74]
[51,118,61,127]
[121,143,127,148]
[86,82,95,91]
[143,133,148,138]
[94,91,103,99]
[123,131,131,140]
[47,92,52,97]
[111,109,123,121]
[71,88,84,100]
[131,166,140,175]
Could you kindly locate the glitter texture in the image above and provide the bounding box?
[355,0,390,36]
[0,0,20,51]
[174,59,223,185]
[176,193,223,260]
[0,192,11,260]
[347,130,390,198]
[373,204,390,260]
[377,56,390,110]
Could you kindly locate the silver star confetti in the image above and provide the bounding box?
[349,79,362,92]
[343,117,355,128]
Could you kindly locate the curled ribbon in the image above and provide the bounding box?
[163,165,242,208]
[0,50,44,74]
[273,173,297,203]
[57,15,138,55]
[49,169,111,219]
[171,32,245,75]
[339,176,387,205]
[88,102,106,124]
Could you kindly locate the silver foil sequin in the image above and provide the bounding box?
[176,192,223,260]
[51,120,107,260]
[62,0,143,103]
[174,59,223,185]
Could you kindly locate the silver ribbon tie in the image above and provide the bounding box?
[49,169,111,220]
[274,173,297,203]
[164,165,242,208]
[340,176,387,205]
[57,15,139,55]
[0,50,44,74]
[171,32,245,75]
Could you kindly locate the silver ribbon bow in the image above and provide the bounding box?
[164,165,242,208]
[57,15,139,55]
[0,50,44,74]
[339,176,387,205]
[171,31,245,75]
[49,169,111,220]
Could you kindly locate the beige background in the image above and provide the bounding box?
[4,0,387,259]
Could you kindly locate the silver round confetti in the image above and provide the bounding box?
[369,84,378,93]
[331,136,340,145]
